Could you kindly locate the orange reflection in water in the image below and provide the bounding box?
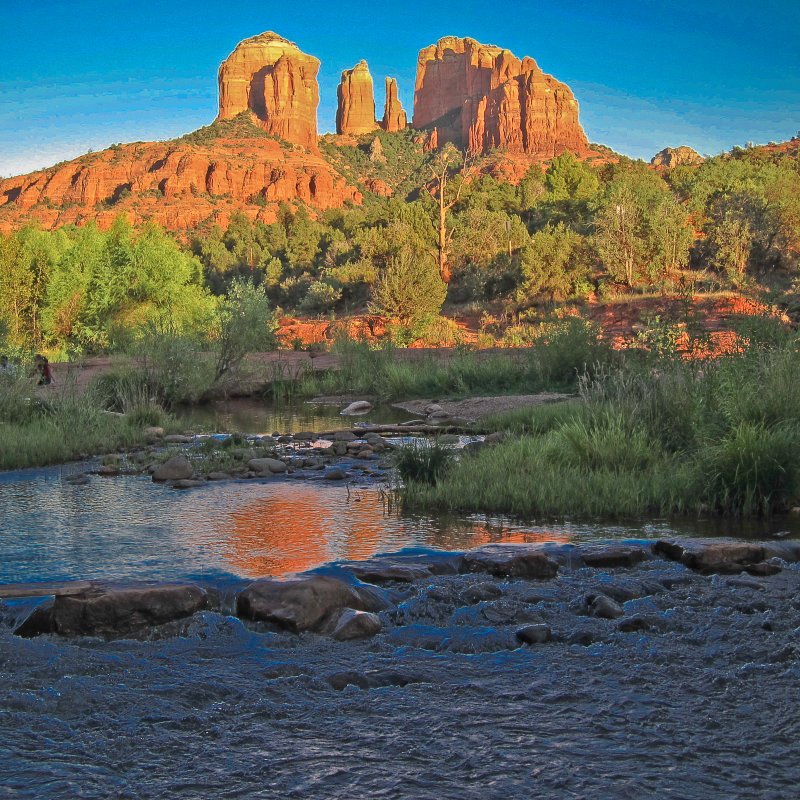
[219,483,574,579]
[222,484,393,577]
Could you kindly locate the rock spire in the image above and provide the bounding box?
[336,60,378,136]
[381,78,407,132]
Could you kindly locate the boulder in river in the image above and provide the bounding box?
[462,544,558,580]
[340,401,373,416]
[248,457,288,475]
[15,585,209,637]
[236,574,389,633]
[654,539,768,574]
[152,456,194,482]
[332,608,382,640]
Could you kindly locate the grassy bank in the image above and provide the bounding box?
[293,318,615,402]
[0,373,169,471]
[403,328,800,519]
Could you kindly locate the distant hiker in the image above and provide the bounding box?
[34,354,54,386]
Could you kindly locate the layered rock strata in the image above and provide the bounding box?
[412,36,589,157]
[217,31,320,150]
[336,60,378,136]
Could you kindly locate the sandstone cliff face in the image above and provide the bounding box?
[0,135,361,233]
[218,32,320,150]
[651,146,705,169]
[381,78,407,132]
[336,61,378,136]
[413,37,589,158]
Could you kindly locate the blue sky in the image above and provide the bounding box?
[1,0,798,177]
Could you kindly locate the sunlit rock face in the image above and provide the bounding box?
[381,78,407,132]
[336,60,379,136]
[651,146,705,169]
[217,31,320,150]
[412,36,589,158]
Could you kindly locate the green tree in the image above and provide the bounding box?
[518,224,592,303]
[369,250,446,324]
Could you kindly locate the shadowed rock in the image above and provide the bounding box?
[15,585,209,637]
[654,539,769,574]
[516,624,552,645]
[152,456,193,482]
[462,544,558,579]
[578,544,649,569]
[331,608,382,640]
[237,575,388,633]
[327,669,423,691]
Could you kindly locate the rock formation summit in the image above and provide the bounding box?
[217,31,320,150]
[336,61,379,136]
[412,36,589,158]
[381,78,407,133]
[651,146,705,169]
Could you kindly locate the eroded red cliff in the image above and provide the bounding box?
[0,133,361,233]
[413,36,589,158]
[218,31,320,151]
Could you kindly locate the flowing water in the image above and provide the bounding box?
[2,398,799,798]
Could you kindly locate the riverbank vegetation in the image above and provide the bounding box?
[1,139,798,357]
[402,318,800,519]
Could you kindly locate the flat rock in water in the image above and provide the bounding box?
[152,456,193,482]
[462,544,558,580]
[325,469,347,481]
[332,608,382,640]
[16,585,209,637]
[333,431,357,442]
[340,401,373,416]
[172,479,204,490]
[654,539,769,574]
[236,575,387,633]
[578,544,649,569]
[247,458,288,474]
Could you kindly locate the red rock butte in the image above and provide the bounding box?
[412,36,590,157]
[217,31,320,151]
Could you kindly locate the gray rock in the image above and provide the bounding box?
[206,472,232,481]
[655,538,767,574]
[332,608,382,640]
[586,593,624,619]
[172,479,204,490]
[17,585,208,637]
[152,456,193,482]
[462,544,558,580]
[516,624,552,645]
[327,669,422,691]
[461,582,503,604]
[164,434,193,444]
[325,469,347,481]
[333,431,357,442]
[236,575,387,633]
[579,544,649,569]
[340,401,373,416]
[63,473,90,486]
[247,458,288,475]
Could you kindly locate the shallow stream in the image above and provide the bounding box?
[3,398,800,798]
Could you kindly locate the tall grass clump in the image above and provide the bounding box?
[393,441,455,486]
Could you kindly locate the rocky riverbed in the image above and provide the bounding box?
[2,538,800,798]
